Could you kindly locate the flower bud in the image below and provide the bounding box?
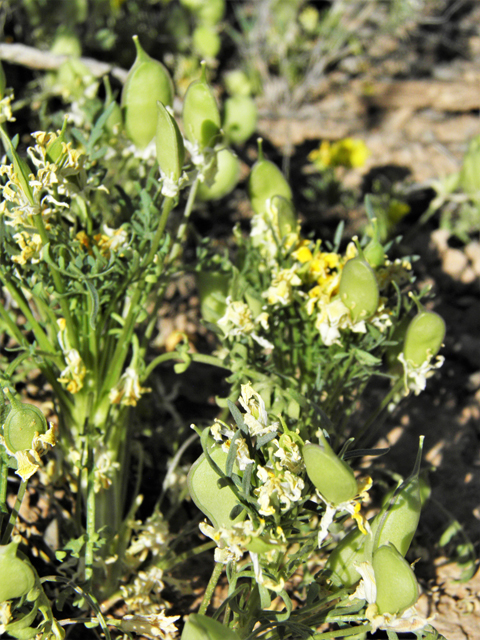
[182,614,240,640]
[303,434,357,506]
[2,390,48,453]
[187,441,245,529]
[182,63,221,150]
[121,36,174,149]
[403,310,445,368]
[248,140,292,214]
[197,147,240,201]
[223,96,257,145]
[372,544,419,615]
[339,257,379,322]
[196,271,230,323]
[46,117,68,164]
[156,101,185,188]
[0,542,36,602]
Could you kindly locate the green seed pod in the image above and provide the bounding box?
[182,63,221,150]
[197,147,240,201]
[192,25,221,60]
[2,391,48,453]
[0,542,36,602]
[248,140,293,214]
[373,544,419,615]
[367,477,421,559]
[223,96,257,145]
[324,526,366,587]
[339,257,379,322]
[156,101,185,186]
[303,435,357,506]
[224,70,252,97]
[187,441,245,529]
[182,614,241,640]
[197,0,226,25]
[403,310,446,367]
[121,36,174,149]
[196,271,230,323]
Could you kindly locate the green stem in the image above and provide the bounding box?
[1,479,27,544]
[85,431,96,584]
[144,351,231,381]
[312,624,372,639]
[0,269,58,358]
[100,196,175,396]
[33,213,78,350]
[168,174,200,264]
[199,561,223,616]
[355,377,404,447]
[0,459,8,535]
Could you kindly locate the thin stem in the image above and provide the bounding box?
[1,479,27,544]
[144,351,231,381]
[355,377,404,447]
[312,624,372,639]
[0,269,58,358]
[0,460,8,535]
[199,561,223,616]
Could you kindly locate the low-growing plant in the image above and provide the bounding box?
[0,24,452,640]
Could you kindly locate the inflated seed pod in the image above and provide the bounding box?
[363,236,385,268]
[224,69,252,97]
[182,614,241,640]
[373,544,419,615]
[248,140,293,214]
[182,63,221,150]
[223,96,257,145]
[324,526,366,587]
[121,36,174,150]
[2,391,48,453]
[339,257,379,323]
[196,271,230,323]
[156,101,185,186]
[197,147,240,201]
[187,442,245,529]
[192,25,221,60]
[366,477,421,560]
[197,0,226,25]
[0,542,36,602]
[403,310,446,367]
[303,434,357,506]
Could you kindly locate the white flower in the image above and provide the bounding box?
[398,352,444,396]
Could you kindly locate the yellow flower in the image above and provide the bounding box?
[309,138,370,169]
